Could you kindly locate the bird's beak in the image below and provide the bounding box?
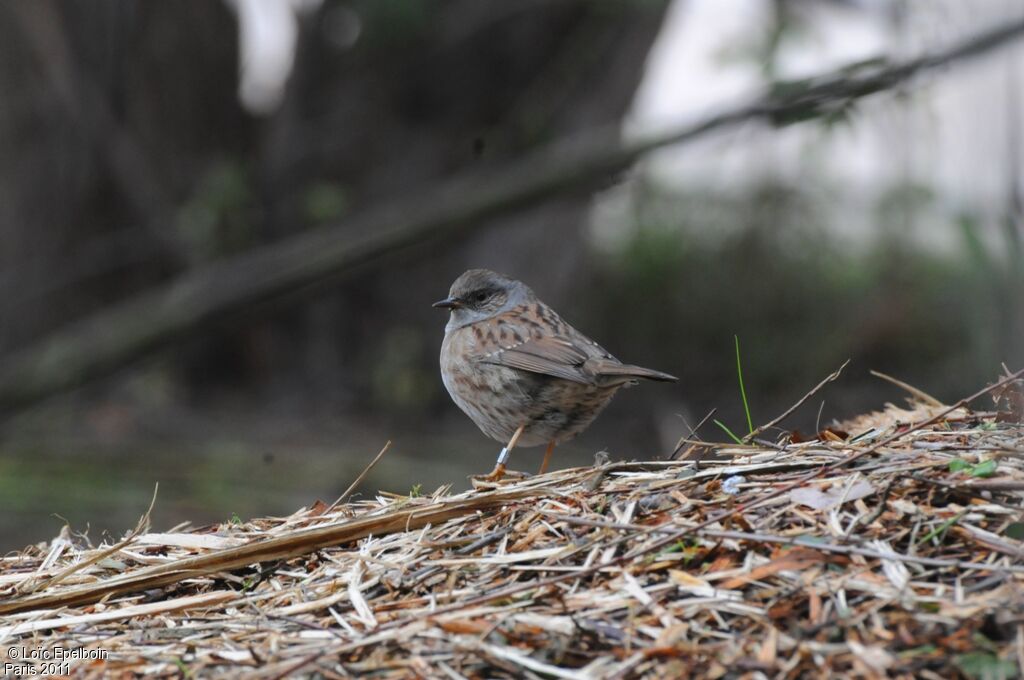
[432,297,461,310]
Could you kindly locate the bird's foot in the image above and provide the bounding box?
[484,462,507,481]
[470,464,529,490]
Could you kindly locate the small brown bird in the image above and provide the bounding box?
[434,269,677,479]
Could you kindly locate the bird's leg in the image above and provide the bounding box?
[483,424,525,481]
[538,440,556,475]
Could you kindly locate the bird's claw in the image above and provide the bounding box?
[470,465,529,490]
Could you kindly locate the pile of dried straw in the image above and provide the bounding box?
[2,371,1023,678]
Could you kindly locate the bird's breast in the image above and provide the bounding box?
[441,326,515,398]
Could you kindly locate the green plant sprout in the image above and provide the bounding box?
[714,335,755,444]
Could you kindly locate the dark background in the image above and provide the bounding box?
[1,0,1022,549]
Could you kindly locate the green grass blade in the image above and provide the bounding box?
[916,510,966,545]
[735,335,754,435]
[714,419,744,445]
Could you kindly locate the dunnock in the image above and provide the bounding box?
[434,269,677,479]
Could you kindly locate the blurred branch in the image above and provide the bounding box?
[0,228,169,315]
[2,18,1023,419]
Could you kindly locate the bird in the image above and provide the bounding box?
[434,268,677,480]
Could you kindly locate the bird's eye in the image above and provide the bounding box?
[473,291,489,303]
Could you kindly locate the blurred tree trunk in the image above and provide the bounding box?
[0,0,248,349]
[247,0,671,413]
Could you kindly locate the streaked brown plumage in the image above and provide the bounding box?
[434,269,677,478]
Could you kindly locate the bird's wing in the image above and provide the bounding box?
[472,307,677,385]
[479,334,598,385]
[474,310,629,385]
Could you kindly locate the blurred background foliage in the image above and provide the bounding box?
[0,0,1022,548]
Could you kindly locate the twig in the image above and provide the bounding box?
[0,486,542,615]
[16,483,159,594]
[671,408,717,459]
[0,590,237,639]
[724,367,1024,524]
[870,370,944,407]
[328,441,392,511]
[543,513,1024,574]
[406,529,512,588]
[744,360,849,442]
[846,478,894,533]
[712,526,1024,572]
[847,369,1021,456]
[267,653,325,680]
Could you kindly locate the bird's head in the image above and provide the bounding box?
[433,269,532,329]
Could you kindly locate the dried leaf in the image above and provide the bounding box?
[790,480,875,510]
[992,378,1024,423]
[848,639,895,671]
[789,427,849,443]
[720,548,824,589]
[669,570,719,597]
[436,618,489,634]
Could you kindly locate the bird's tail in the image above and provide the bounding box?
[597,362,678,383]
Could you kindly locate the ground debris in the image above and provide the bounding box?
[2,399,1024,678]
